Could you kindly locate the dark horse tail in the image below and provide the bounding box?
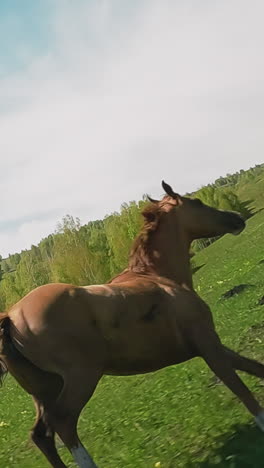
[0,314,33,389]
[0,314,10,385]
[0,314,63,398]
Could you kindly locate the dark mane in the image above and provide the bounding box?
[128,202,163,273]
[109,196,176,283]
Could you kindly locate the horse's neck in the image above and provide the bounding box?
[150,223,193,288]
[129,217,193,289]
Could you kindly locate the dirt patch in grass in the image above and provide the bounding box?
[258,296,264,306]
[237,322,264,356]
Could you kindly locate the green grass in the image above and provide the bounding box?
[1,197,264,467]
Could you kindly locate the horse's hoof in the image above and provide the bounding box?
[255,410,264,431]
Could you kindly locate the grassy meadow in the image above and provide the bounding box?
[0,173,264,467]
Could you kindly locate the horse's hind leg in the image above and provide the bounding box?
[31,398,67,468]
[48,368,102,468]
[224,346,264,379]
[0,318,67,466]
[193,327,264,430]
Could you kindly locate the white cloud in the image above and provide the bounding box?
[0,0,264,256]
[0,218,58,258]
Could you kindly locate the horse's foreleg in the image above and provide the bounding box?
[224,346,264,379]
[223,346,264,429]
[193,327,264,430]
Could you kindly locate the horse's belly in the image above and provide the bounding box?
[104,352,194,376]
[104,332,194,376]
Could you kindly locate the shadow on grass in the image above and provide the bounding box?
[251,206,264,216]
[187,423,264,467]
[192,264,205,275]
[243,199,258,217]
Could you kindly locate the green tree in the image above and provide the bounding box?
[14,248,51,297]
[104,201,143,276]
[0,274,20,311]
[80,220,111,283]
[51,215,100,285]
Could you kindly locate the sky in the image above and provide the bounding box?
[0,0,264,258]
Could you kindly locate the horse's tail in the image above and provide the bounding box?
[0,314,10,385]
[0,313,63,398]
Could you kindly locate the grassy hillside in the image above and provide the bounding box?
[236,175,264,211]
[0,182,264,467]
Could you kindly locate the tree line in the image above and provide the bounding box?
[0,164,262,312]
[212,163,263,188]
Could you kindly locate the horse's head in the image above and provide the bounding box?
[149,181,245,242]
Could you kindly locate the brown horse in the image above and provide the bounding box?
[1,181,264,468]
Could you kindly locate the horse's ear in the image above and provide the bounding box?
[147,195,159,204]
[162,181,182,203]
[162,180,175,197]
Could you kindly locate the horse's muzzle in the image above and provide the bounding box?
[230,215,246,235]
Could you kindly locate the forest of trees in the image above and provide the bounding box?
[0,163,263,312]
[212,163,263,187]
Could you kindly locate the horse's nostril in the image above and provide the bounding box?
[231,217,245,235]
[235,218,244,227]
